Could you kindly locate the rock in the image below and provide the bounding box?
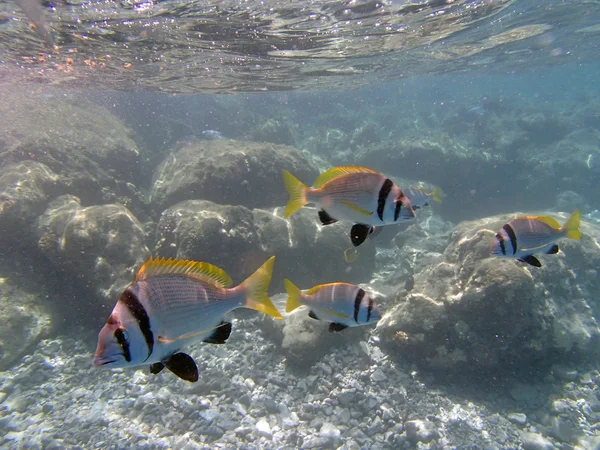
[548,416,579,443]
[520,431,556,450]
[377,212,600,373]
[150,139,318,211]
[552,366,579,382]
[0,280,52,371]
[371,369,387,382]
[319,422,341,441]
[255,418,272,437]
[301,436,333,449]
[154,201,375,292]
[0,161,62,239]
[36,195,150,320]
[507,413,527,426]
[405,419,439,444]
[0,87,143,210]
[4,393,30,413]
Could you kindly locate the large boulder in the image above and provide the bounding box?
[0,87,144,212]
[36,195,150,318]
[377,212,600,374]
[0,161,62,240]
[149,140,318,211]
[154,200,376,293]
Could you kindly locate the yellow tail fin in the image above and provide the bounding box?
[284,278,302,313]
[283,170,308,218]
[563,210,581,240]
[241,256,282,319]
[432,187,442,204]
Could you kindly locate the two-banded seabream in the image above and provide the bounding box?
[490,210,581,267]
[284,279,381,332]
[283,166,415,246]
[93,256,282,382]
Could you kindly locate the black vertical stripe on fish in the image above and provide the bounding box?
[119,289,154,360]
[394,198,402,221]
[377,179,393,221]
[354,288,365,323]
[114,328,131,362]
[366,297,373,322]
[502,224,518,255]
[496,232,506,255]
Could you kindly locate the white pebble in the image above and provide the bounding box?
[255,418,272,437]
[320,422,341,440]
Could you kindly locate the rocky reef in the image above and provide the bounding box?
[154,200,375,293]
[1,82,600,450]
[377,212,600,374]
[150,140,318,211]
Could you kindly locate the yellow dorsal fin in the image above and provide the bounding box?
[306,282,350,296]
[520,215,562,230]
[313,166,380,188]
[136,257,233,288]
[338,200,373,216]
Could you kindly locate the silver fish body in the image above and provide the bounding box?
[310,172,413,225]
[284,280,381,332]
[490,211,580,267]
[283,167,415,227]
[93,256,281,381]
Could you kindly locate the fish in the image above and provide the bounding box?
[14,0,54,48]
[284,279,381,332]
[283,166,415,247]
[490,210,581,267]
[404,186,442,210]
[201,130,225,140]
[344,224,383,262]
[349,223,383,247]
[93,256,282,382]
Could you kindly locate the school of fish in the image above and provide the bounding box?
[94,164,582,382]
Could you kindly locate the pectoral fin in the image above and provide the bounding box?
[203,321,232,344]
[164,353,199,382]
[308,310,320,320]
[328,323,348,333]
[546,244,559,254]
[350,224,371,247]
[149,362,165,375]
[318,209,338,225]
[518,255,542,268]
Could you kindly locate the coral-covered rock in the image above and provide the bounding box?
[154,200,375,293]
[0,161,62,238]
[378,212,600,373]
[36,195,150,316]
[150,140,318,211]
[0,87,144,211]
[0,280,52,371]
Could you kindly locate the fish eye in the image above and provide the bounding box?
[114,328,129,344]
